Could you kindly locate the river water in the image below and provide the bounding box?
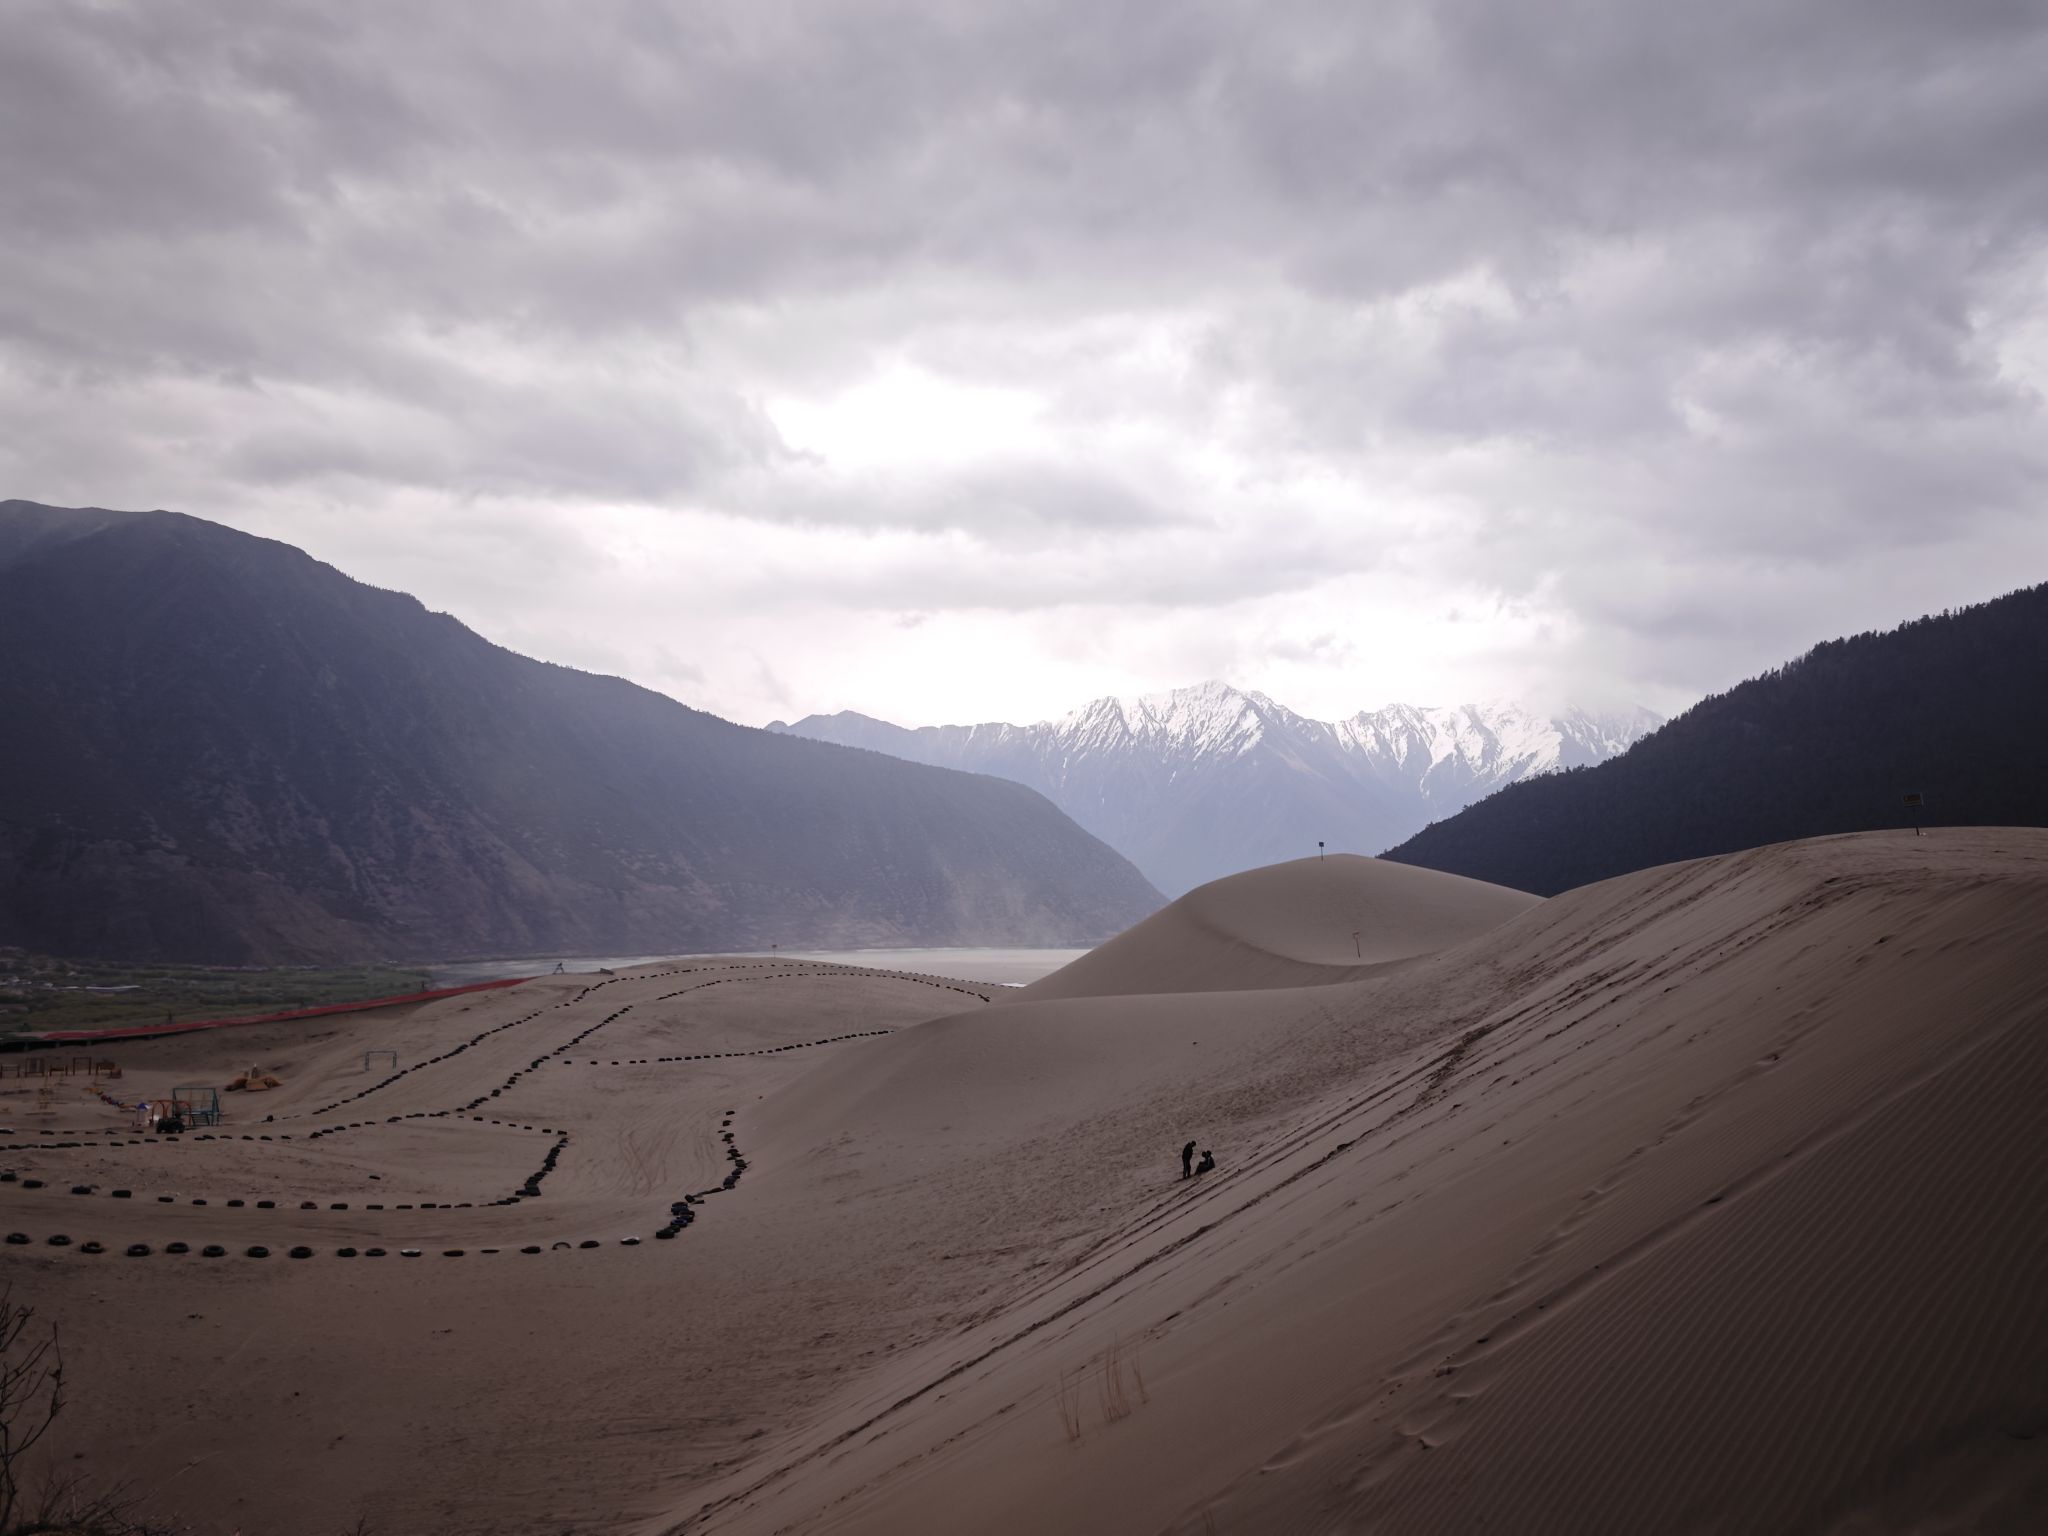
[427,945,1087,990]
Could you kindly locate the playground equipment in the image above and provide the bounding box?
[169,1085,222,1128]
[363,1050,398,1072]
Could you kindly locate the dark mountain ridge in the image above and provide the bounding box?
[0,501,1162,963]
[1383,582,2048,894]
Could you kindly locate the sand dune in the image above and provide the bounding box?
[4,832,2043,1534]
[680,830,2048,1536]
[1022,852,1539,1000]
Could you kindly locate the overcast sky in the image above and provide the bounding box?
[5,1,2045,727]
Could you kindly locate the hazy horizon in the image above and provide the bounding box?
[764,677,1666,733]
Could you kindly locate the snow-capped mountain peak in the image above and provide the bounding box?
[1085,680,1273,757]
[771,682,1659,895]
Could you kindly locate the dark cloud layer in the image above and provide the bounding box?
[2,0,2044,722]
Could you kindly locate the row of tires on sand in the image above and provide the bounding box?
[0,968,846,1262]
[571,1026,894,1068]
[3,1110,744,1256]
[434,963,800,1112]
[308,968,673,1115]
[3,1173,527,1214]
[5,1231,647,1258]
[656,1105,745,1238]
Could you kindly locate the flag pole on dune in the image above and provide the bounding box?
[1318,841,1324,861]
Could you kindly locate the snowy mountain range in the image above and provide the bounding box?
[771,682,1661,895]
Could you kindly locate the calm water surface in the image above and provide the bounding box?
[429,945,1086,989]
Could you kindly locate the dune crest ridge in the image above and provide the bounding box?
[1022,852,1540,1001]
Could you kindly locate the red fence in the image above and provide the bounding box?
[19,976,534,1046]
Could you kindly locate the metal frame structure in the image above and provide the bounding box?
[169,1084,222,1127]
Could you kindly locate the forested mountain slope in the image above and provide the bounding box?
[1383,583,2048,894]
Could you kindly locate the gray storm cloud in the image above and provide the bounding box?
[2,0,2044,724]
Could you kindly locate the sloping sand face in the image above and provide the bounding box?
[1022,852,1540,1000]
[5,833,2044,1534]
[676,830,2048,1536]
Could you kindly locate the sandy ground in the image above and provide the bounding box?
[5,833,2045,1534]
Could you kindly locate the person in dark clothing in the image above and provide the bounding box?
[1181,1140,1197,1180]
[1194,1149,1215,1176]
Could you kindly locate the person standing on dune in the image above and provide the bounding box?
[1181,1140,1197,1180]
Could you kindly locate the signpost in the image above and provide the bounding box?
[1904,791,1925,837]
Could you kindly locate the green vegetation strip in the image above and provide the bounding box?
[0,951,432,1035]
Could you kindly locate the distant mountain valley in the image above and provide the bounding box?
[773,683,1658,894]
